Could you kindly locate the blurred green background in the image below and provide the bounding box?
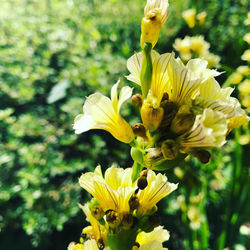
[0,0,249,249]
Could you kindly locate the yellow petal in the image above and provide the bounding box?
[136,226,170,245]
[168,55,201,104]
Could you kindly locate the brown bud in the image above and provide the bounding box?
[121,213,134,229]
[129,195,140,210]
[139,169,148,178]
[137,176,148,190]
[132,242,140,250]
[161,139,179,160]
[132,94,143,107]
[191,150,211,164]
[106,210,121,228]
[97,238,105,249]
[132,123,147,139]
[161,92,169,102]
[91,205,104,220]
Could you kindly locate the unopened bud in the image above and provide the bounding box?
[171,113,195,135]
[191,150,211,164]
[132,243,140,250]
[161,139,179,160]
[91,205,104,220]
[97,238,105,250]
[121,213,134,229]
[141,13,162,49]
[106,210,121,228]
[139,169,148,178]
[161,92,169,102]
[132,123,147,139]
[129,195,140,210]
[132,94,143,108]
[137,176,148,190]
[141,101,164,131]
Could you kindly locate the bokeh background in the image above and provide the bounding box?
[0,0,249,249]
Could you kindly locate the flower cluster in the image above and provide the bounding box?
[182,9,207,29]
[69,0,249,249]
[173,35,220,67]
[68,165,176,249]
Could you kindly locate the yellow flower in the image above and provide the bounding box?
[239,79,250,95]
[243,33,250,44]
[241,49,250,62]
[179,108,227,151]
[190,36,210,55]
[141,0,169,48]
[182,9,196,28]
[227,72,243,85]
[196,11,207,25]
[68,242,84,250]
[67,240,100,250]
[136,226,170,245]
[244,12,250,26]
[127,51,173,108]
[167,56,220,105]
[79,203,107,243]
[127,51,219,106]
[237,66,250,76]
[136,170,177,216]
[79,165,136,213]
[203,52,220,68]
[73,80,134,143]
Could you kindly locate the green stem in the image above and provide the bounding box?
[140,43,152,99]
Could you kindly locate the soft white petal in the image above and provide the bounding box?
[73,114,95,134]
[118,86,133,111]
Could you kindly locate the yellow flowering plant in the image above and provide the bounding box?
[68,0,249,249]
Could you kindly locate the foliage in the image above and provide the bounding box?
[0,0,249,249]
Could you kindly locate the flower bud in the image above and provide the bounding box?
[137,176,148,190]
[132,123,147,139]
[141,101,164,131]
[191,150,211,164]
[97,238,105,250]
[121,213,134,229]
[129,195,140,210]
[132,94,143,108]
[141,0,169,48]
[91,205,104,220]
[106,210,121,228]
[161,139,179,160]
[132,243,140,250]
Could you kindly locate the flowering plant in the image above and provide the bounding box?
[68,1,249,249]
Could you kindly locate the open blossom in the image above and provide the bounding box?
[136,170,178,216]
[73,80,134,143]
[136,226,169,249]
[182,9,196,28]
[79,203,107,244]
[141,0,169,48]
[79,165,135,213]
